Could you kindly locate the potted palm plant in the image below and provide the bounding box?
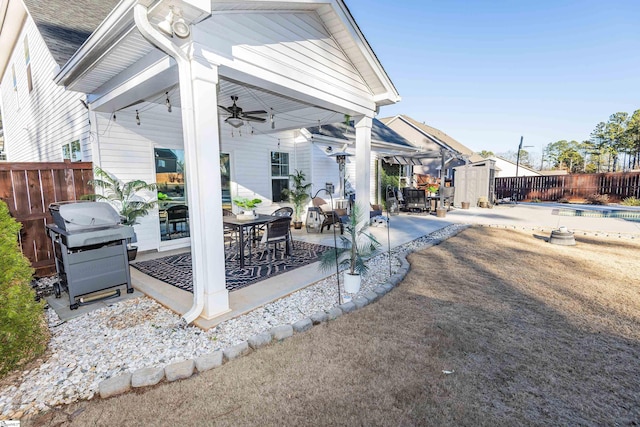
[319,202,381,294]
[233,197,262,220]
[282,169,311,229]
[83,166,157,260]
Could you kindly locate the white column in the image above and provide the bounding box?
[182,59,229,319]
[354,115,373,212]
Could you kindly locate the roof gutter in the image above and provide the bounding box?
[133,2,203,325]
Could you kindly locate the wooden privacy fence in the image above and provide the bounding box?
[0,162,93,276]
[495,172,640,203]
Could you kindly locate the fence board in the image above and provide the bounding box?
[495,172,640,202]
[0,162,93,276]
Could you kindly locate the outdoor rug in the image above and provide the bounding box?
[131,241,333,293]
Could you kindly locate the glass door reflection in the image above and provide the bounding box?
[155,148,189,241]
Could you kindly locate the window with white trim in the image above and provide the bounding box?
[270,151,289,202]
[24,36,32,93]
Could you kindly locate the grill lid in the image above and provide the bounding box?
[49,201,122,231]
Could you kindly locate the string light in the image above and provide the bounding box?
[112,113,116,121]
[136,110,140,126]
[165,92,172,113]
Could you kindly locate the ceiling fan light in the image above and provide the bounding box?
[226,117,244,128]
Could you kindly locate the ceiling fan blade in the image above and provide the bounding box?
[243,116,266,123]
[218,105,233,114]
[242,110,267,116]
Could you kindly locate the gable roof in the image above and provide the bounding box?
[380,115,484,162]
[23,0,120,67]
[489,156,541,175]
[305,118,412,148]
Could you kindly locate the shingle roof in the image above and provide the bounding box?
[24,0,120,67]
[305,118,412,147]
[380,115,484,162]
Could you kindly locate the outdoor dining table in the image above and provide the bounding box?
[222,214,277,268]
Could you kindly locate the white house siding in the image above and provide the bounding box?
[221,129,305,214]
[196,11,373,111]
[0,17,90,162]
[93,103,183,251]
[310,144,341,200]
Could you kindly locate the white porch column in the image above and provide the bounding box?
[354,114,374,209]
[183,59,229,319]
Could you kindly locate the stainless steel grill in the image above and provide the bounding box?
[47,201,136,309]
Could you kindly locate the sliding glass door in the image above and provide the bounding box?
[155,148,189,241]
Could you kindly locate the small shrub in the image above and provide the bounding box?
[621,197,640,206]
[531,198,542,203]
[0,200,48,379]
[586,193,610,205]
[557,198,570,204]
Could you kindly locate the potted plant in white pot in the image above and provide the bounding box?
[233,197,262,220]
[83,166,157,261]
[282,169,311,229]
[319,202,381,294]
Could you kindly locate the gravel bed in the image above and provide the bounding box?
[0,224,466,420]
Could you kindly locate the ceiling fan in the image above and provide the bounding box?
[218,96,267,128]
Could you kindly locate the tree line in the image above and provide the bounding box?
[477,109,640,173]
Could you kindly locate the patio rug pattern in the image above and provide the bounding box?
[131,241,332,293]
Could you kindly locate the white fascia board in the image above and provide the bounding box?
[332,0,400,105]
[215,56,376,116]
[88,56,177,112]
[54,0,140,87]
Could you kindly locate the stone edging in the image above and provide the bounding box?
[96,227,469,400]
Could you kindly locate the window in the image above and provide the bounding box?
[11,64,19,108]
[220,153,231,208]
[24,37,32,93]
[62,140,82,162]
[271,152,289,202]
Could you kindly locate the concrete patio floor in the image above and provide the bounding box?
[132,212,451,329]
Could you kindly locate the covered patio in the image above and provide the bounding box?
[54,0,401,323]
[130,212,451,329]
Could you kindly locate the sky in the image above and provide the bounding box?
[345,0,640,158]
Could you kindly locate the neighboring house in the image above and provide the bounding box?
[489,156,541,177]
[0,0,401,323]
[380,115,484,182]
[302,119,415,202]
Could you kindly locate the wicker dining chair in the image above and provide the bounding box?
[258,216,292,267]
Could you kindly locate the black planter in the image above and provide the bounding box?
[127,246,138,262]
[293,221,303,230]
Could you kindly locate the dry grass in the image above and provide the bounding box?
[26,227,640,426]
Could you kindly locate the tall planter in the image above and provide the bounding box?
[343,272,361,293]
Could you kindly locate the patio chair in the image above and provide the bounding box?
[222,208,238,247]
[271,206,294,249]
[166,205,189,239]
[271,207,293,217]
[258,216,292,267]
[312,197,345,234]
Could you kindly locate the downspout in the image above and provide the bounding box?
[133,3,204,324]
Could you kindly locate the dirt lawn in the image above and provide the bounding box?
[26,226,640,426]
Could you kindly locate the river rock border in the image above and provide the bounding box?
[94,226,465,400]
[1,224,469,420]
